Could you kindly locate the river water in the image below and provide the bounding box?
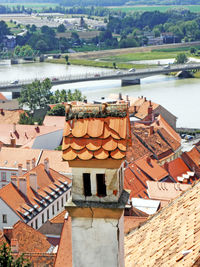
[0,61,199,128]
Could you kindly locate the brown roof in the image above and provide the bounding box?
[0,124,63,147]
[0,109,25,124]
[124,216,148,234]
[50,210,66,224]
[43,116,65,128]
[2,220,51,253]
[129,98,159,119]
[54,217,72,267]
[0,99,19,110]
[0,93,7,101]
[62,104,131,161]
[0,164,71,219]
[0,147,71,174]
[125,181,200,267]
[182,147,200,167]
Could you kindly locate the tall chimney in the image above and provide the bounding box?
[11,239,19,253]
[18,177,27,196]
[18,164,23,176]
[0,108,4,114]
[146,157,151,165]
[26,160,31,172]
[10,137,16,148]
[11,176,17,187]
[44,158,49,173]
[149,126,154,135]
[134,106,137,113]
[32,158,36,169]
[29,172,37,192]
[118,92,122,100]
[3,227,13,241]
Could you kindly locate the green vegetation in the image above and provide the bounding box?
[175,52,188,63]
[47,104,66,116]
[0,243,31,267]
[50,89,86,104]
[19,113,43,125]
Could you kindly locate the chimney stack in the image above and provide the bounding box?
[118,92,122,100]
[0,108,3,114]
[18,176,27,196]
[29,172,37,192]
[11,176,17,187]
[10,137,16,148]
[11,239,19,253]
[149,126,154,135]
[146,157,151,165]
[18,164,23,176]
[44,158,49,173]
[3,227,13,241]
[144,97,147,101]
[32,158,36,169]
[134,105,137,113]
[26,160,31,172]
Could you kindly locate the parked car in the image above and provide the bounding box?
[94,74,100,77]
[10,80,19,84]
[51,77,59,81]
[128,68,136,72]
[163,65,170,70]
[116,71,122,75]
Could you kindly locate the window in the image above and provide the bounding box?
[96,174,106,197]
[1,172,6,182]
[47,209,49,220]
[42,213,44,224]
[31,222,33,228]
[11,173,16,176]
[52,205,55,215]
[66,193,68,202]
[35,219,38,229]
[57,201,59,211]
[2,214,7,223]
[61,197,64,207]
[83,173,92,196]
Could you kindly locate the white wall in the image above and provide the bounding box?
[0,198,21,229]
[0,169,26,188]
[72,217,123,267]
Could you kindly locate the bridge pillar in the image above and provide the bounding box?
[12,92,20,99]
[121,78,140,86]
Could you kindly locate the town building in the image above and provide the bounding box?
[0,161,71,230]
[62,103,131,267]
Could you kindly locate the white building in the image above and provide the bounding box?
[0,159,71,230]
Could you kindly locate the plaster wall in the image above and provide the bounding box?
[71,217,124,267]
[0,198,21,229]
[72,166,121,202]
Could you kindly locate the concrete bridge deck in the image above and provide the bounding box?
[0,63,200,93]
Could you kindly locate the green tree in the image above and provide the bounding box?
[19,78,52,113]
[57,24,66,33]
[0,243,31,267]
[19,45,34,58]
[65,55,69,64]
[35,40,48,53]
[190,47,196,54]
[175,53,188,64]
[47,104,65,116]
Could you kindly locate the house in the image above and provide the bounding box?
[0,99,20,110]
[126,118,181,165]
[129,96,177,129]
[0,123,63,149]
[0,161,71,230]
[62,103,131,267]
[164,157,198,184]
[0,109,25,124]
[124,180,200,266]
[0,147,72,188]
[124,155,172,199]
[0,220,55,266]
[181,146,200,177]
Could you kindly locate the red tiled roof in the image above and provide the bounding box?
[0,109,25,124]
[129,99,159,119]
[50,210,66,224]
[62,104,131,161]
[0,164,71,219]
[43,116,65,128]
[182,146,200,167]
[124,216,148,234]
[0,93,7,101]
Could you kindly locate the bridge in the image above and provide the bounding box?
[1,63,200,98]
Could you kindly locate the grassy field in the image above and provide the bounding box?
[109,5,200,13]
[0,2,57,11]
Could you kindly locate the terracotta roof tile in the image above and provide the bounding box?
[125,181,200,267]
[43,115,65,128]
[0,92,7,101]
[62,104,131,161]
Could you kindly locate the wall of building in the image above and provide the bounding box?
[0,168,26,188]
[154,106,177,130]
[72,217,123,267]
[0,198,21,229]
[72,166,123,202]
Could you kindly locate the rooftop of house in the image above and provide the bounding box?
[43,115,65,128]
[0,99,19,110]
[164,157,197,183]
[0,163,71,221]
[0,109,25,124]
[0,147,71,174]
[62,103,131,161]
[124,156,169,199]
[0,123,63,147]
[147,180,191,201]
[0,220,52,253]
[0,93,7,101]
[125,180,200,267]
[182,146,200,167]
[126,117,181,162]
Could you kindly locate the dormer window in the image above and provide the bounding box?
[96,174,106,197]
[83,173,92,197]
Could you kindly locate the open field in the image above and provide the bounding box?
[109,5,200,13]
[0,2,57,11]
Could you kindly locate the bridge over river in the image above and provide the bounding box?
[1,63,200,98]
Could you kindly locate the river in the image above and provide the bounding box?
[0,61,199,128]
